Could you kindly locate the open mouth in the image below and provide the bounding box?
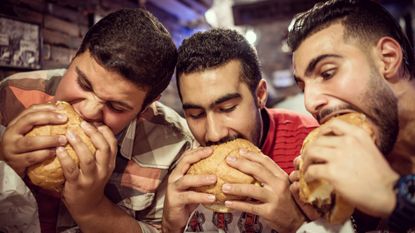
[319,109,356,124]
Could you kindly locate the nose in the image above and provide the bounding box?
[303,85,328,116]
[79,97,104,122]
[205,113,227,145]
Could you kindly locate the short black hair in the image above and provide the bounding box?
[287,0,414,78]
[76,8,177,107]
[176,28,262,98]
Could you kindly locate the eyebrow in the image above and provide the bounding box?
[182,93,242,110]
[75,66,134,111]
[75,67,91,86]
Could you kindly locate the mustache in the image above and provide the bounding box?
[316,104,358,123]
[206,135,240,146]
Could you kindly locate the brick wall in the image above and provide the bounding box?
[0,0,94,78]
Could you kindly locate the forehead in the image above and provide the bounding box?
[180,60,247,104]
[293,24,348,73]
[72,52,147,104]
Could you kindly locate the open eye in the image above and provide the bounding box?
[320,68,336,80]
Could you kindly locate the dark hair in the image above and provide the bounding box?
[287,0,415,79]
[175,28,262,98]
[76,8,177,107]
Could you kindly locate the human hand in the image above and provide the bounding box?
[0,103,68,176]
[162,147,216,233]
[222,149,306,233]
[57,121,117,218]
[301,119,399,218]
[289,157,321,221]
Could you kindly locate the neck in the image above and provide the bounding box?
[259,108,269,148]
[388,78,415,174]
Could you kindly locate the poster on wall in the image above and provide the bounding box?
[0,17,41,69]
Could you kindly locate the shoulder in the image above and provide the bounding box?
[141,101,193,138]
[0,69,65,126]
[2,69,66,84]
[1,69,65,92]
[125,101,196,168]
[267,108,319,129]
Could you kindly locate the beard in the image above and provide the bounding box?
[317,67,398,155]
[363,68,399,155]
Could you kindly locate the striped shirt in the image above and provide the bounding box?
[263,108,318,174]
[0,69,195,233]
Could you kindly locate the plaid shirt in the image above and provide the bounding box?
[0,69,195,233]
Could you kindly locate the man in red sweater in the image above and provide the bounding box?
[162,28,318,233]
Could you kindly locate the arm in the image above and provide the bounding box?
[162,147,216,233]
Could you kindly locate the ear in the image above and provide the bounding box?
[255,79,268,109]
[376,37,403,79]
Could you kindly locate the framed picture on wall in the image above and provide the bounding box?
[0,16,41,69]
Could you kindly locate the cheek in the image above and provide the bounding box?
[55,77,85,101]
[102,111,137,134]
[187,120,205,142]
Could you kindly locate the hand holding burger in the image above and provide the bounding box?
[186,138,261,213]
[26,101,96,192]
[298,112,375,224]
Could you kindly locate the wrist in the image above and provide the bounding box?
[387,174,415,232]
[68,195,106,221]
[161,223,183,233]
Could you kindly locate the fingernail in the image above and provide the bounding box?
[56,146,65,158]
[81,121,92,130]
[56,104,65,110]
[66,131,76,141]
[206,175,216,183]
[57,114,67,120]
[222,184,231,192]
[226,156,237,163]
[225,201,232,206]
[239,148,247,154]
[58,135,67,145]
[207,195,216,201]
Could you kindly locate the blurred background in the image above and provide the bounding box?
[0,0,413,115]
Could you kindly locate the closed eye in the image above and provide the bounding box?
[107,102,126,113]
[220,105,236,113]
[184,109,205,119]
[77,76,92,91]
[188,112,205,119]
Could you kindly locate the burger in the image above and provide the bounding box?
[299,112,374,224]
[26,101,96,192]
[187,138,261,213]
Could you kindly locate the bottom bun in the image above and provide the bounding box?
[204,203,232,213]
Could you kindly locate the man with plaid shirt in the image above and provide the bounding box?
[0,8,194,233]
